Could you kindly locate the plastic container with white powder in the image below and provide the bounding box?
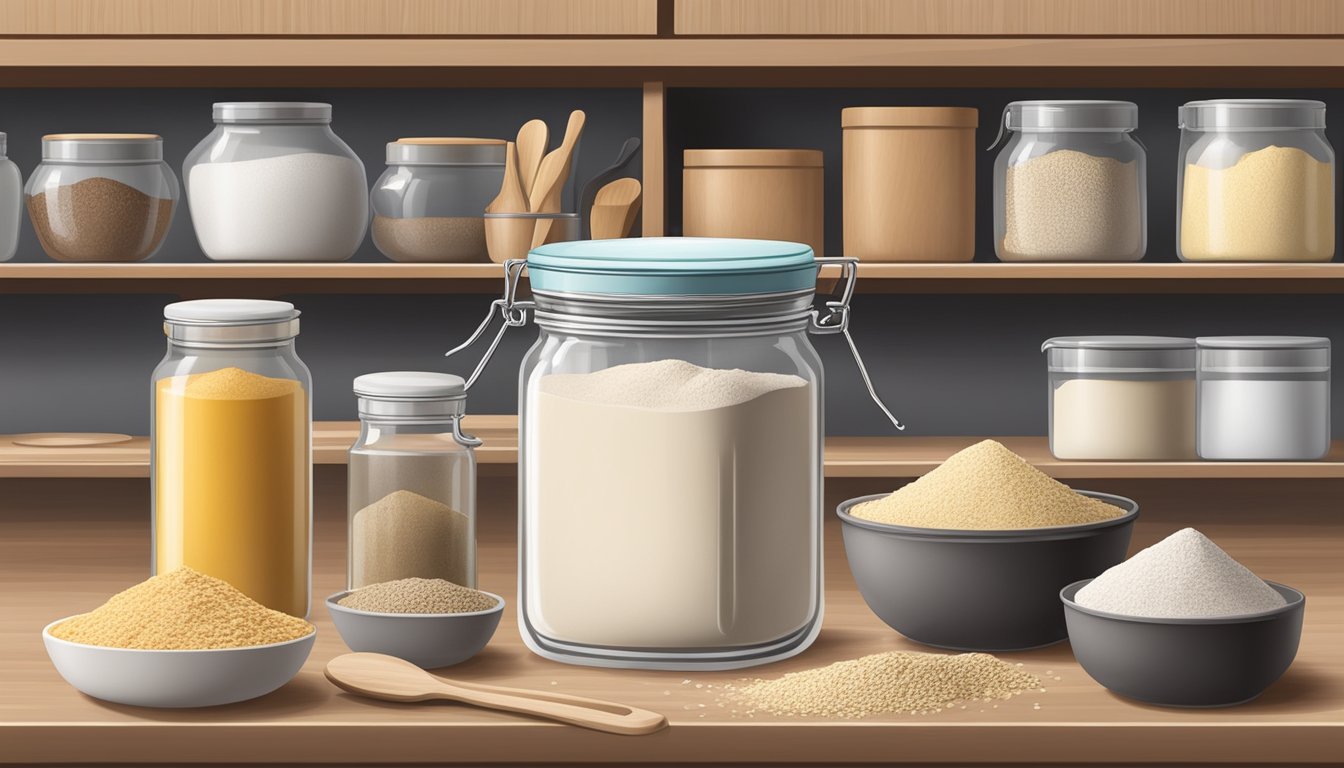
[183,102,369,261]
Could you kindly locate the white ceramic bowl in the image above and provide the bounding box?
[43,619,316,708]
[327,590,504,668]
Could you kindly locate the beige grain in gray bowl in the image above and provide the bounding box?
[326,590,504,669]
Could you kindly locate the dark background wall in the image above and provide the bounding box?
[0,87,1338,438]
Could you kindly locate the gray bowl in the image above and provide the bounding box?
[326,590,504,669]
[43,620,315,708]
[1062,579,1305,707]
[837,491,1138,651]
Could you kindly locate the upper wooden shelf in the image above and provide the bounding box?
[2,262,1341,295]
[2,420,1340,479]
[5,37,1344,87]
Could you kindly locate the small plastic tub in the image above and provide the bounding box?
[837,491,1137,651]
[1062,579,1305,707]
[1197,336,1331,460]
[326,590,503,669]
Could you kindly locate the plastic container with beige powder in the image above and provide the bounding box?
[1043,336,1197,460]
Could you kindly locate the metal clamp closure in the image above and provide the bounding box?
[445,259,534,391]
[813,258,905,431]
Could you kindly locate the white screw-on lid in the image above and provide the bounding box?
[1197,335,1330,350]
[165,299,299,325]
[353,371,467,400]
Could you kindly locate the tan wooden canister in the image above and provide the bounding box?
[842,107,978,261]
[683,149,824,256]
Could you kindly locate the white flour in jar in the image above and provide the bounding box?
[527,359,815,648]
[187,152,368,261]
[1050,378,1196,460]
[1198,379,1330,460]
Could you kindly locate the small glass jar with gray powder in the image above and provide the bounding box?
[25,133,179,262]
[993,101,1146,262]
[371,138,506,262]
[347,372,479,590]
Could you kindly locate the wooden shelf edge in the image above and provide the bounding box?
[2,424,1340,480]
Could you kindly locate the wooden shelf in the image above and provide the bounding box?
[0,473,1338,765]
[3,262,1342,295]
[5,37,1344,87]
[3,420,1341,479]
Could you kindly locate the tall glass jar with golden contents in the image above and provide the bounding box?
[152,299,312,617]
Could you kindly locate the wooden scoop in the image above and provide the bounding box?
[515,119,548,198]
[589,178,642,239]
[325,653,668,736]
[486,141,529,214]
[529,110,586,214]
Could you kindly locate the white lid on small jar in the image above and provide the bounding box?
[1179,99,1326,131]
[1197,336,1330,375]
[42,133,163,163]
[163,299,300,344]
[1005,101,1138,132]
[354,371,467,420]
[213,102,332,124]
[386,138,506,166]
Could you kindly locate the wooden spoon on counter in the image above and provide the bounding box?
[485,141,529,214]
[514,119,548,199]
[589,178,642,240]
[326,653,668,736]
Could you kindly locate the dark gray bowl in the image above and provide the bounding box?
[326,590,504,669]
[837,491,1138,651]
[1062,579,1304,707]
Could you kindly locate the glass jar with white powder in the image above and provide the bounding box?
[449,238,902,670]
[1197,336,1331,460]
[1043,336,1196,460]
[183,102,369,261]
[347,371,479,590]
[0,132,19,261]
[992,101,1146,262]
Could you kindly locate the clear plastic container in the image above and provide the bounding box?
[347,371,479,590]
[1178,100,1334,262]
[1197,336,1331,460]
[152,299,312,618]
[371,138,505,263]
[993,101,1146,262]
[1043,336,1196,460]
[0,133,18,261]
[449,237,902,670]
[24,134,178,262]
[183,102,369,262]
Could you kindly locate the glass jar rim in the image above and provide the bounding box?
[41,134,163,162]
[1004,101,1138,132]
[213,102,332,125]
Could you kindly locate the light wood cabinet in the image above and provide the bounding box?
[676,0,1344,36]
[0,0,659,36]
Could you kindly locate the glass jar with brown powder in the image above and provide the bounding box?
[25,134,178,262]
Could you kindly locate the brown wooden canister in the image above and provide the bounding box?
[842,107,978,261]
[683,149,824,256]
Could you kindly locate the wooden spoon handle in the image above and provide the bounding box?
[436,682,667,736]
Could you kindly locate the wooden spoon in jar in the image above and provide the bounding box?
[486,141,529,214]
[325,653,668,736]
[589,178,642,240]
[514,119,549,199]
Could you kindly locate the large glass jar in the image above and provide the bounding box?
[371,138,505,263]
[183,102,368,262]
[449,238,901,670]
[1178,99,1334,262]
[993,101,1146,262]
[24,133,178,262]
[152,299,312,618]
[0,132,19,261]
[348,371,479,589]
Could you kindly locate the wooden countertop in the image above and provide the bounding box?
[0,472,1340,765]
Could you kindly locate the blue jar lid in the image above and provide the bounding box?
[527,237,817,296]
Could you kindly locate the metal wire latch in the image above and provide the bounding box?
[813,258,905,431]
[444,259,533,391]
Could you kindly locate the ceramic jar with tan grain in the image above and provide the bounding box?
[682,149,824,256]
[842,107,977,261]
